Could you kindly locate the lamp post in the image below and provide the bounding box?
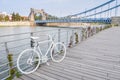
[115,0,118,16]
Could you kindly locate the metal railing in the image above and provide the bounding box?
[0,25,109,80]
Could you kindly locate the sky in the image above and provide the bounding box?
[0,0,120,17]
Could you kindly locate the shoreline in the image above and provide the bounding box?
[0,21,109,28]
[0,21,32,27]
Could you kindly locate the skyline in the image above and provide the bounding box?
[0,0,120,17]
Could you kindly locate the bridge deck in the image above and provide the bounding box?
[14,27,120,80]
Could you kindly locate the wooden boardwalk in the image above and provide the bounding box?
[14,27,120,80]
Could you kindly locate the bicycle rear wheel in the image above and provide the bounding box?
[51,42,66,62]
[17,49,40,74]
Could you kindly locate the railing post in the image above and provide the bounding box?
[58,29,61,49]
[5,42,10,78]
[72,29,74,45]
[81,28,84,41]
[68,29,74,48]
[75,32,79,44]
[5,42,15,79]
[91,27,93,36]
[95,27,97,34]
[58,29,61,42]
[93,27,96,35]
[5,42,9,54]
[66,31,69,46]
[86,28,88,38]
[48,35,50,54]
[84,28,87,39]
[30,32,34,48]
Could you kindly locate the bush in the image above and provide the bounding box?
[16,70,21,78]
[114,24,119,26]
[75,32,79,44]
[7,54,21,80]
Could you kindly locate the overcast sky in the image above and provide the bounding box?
[0,0,120,17]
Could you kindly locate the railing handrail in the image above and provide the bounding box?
[0,28,58,38]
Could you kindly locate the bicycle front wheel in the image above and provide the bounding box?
[17,49,40,74]
[51,42,66,62]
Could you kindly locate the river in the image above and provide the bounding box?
[0,26,59,36]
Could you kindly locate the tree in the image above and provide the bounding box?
[12,12,15,21]
[0,15,4,21]
[4,15,9,21]
[34,14,42,20]
[11,12,22,21]
[21,17,24,21]
[16,13,21,21]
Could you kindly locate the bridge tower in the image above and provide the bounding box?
[28,8,47,21]
[29,8,35,21]
[40,9,47,20]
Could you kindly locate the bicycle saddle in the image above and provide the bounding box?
[31,36,40,40]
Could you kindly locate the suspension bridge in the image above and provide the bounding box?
[28,0,120,25]
[0,0,120,80]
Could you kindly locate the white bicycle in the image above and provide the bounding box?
[17,34,66,74]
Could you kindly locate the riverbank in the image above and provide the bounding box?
[0,21,34,27]
[45,22,106,27]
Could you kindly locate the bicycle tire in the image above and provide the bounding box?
[51,42,66,62]
[17,49,40,74]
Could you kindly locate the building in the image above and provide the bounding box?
[0,12,12,21]
[21,16,28,21]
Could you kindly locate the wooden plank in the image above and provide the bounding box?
[33,71,57,80]
[20,75,34,80]
[48,62,108,80]
[61,58,120,79]
[42,63,103,80]
[68,48,120,61]
[40,65,81,80]
[65,57,120,74]
[36,69,70,80]
[50,60,119,80]
[26,73,45,80]
[13,77,23,80]
[67,50,120,65]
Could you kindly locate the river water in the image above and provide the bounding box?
[0,26,58,35]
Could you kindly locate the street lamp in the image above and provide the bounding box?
[115,0,118,16]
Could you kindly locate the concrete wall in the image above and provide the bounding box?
[0,21,33,26]
[111,16,120,26]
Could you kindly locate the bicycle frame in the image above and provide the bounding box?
[32,35,55,57]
